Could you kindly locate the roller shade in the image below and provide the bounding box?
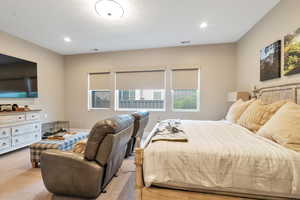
[172,68,199,90]
[89,72,111,90]
[116,70,165,90]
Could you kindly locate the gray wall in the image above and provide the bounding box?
[0,31,65,121]
[64,44,237,131]
[237,0,300,91]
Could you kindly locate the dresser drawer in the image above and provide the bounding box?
[12,132,41,147]
[12,123,41,136]
[0,137,11,151]
[26,113,40,121]
[0,128,11,138]
[0,115,25,124]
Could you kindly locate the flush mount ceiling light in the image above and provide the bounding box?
[200,22,208,29]
[95,0,124,19]
[64,37,72,42]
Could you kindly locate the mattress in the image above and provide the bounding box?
[143,120,300,199]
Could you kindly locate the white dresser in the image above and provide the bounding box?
[0,110,42,155]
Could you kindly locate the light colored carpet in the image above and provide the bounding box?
[0,148,135,200]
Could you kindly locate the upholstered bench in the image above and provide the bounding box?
[30,131,89,167]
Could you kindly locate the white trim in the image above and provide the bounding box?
[88,108,111,110]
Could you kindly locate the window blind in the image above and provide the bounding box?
[172,68,199,90]
[115,70,165,90]
[89,72,111,90]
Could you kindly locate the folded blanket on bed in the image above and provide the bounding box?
[152,119,188,142]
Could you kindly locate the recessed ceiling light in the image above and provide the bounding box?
[200,22,208,29]
[95,0,124,19]
[64,37,72,42]
[181,41,191,44]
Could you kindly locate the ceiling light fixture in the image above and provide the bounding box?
[181,41,191,44]
[200,22,208,29]
[95,0,124,19]
[64,37,72,42]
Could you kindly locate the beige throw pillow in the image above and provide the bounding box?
[237,100,287,132]
[225,99,254,123]
[257,102,300,152]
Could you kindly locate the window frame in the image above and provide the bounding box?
[88,89,112,110]
[115,89,166,112]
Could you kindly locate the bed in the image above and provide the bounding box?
[135,82,300,200]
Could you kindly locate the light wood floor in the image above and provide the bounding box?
[0,147,264,200]
[0,148,135,200]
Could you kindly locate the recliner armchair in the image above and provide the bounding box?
[40,114,134,198]
[125,111,149,157]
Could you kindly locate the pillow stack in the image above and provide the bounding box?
[257,102,300,152]
[226,98,300,152]
[237,100,287,132]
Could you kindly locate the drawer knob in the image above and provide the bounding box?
[15,139,19,142]
[15,129,18,132]
[35,125,38,129]
[2,143,6,146]
[2,131,6,135]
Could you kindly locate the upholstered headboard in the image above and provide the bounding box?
[253,82,300,104]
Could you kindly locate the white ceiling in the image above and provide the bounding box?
[0,0,280,55]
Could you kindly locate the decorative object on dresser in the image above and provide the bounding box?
[0,104,13,112]
[260,40,281,81]
[227,91,250,102]
[284,27,300,76]
[0,110,42,155]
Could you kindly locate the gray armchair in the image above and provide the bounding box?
[125,111,149,157]
[40,115,134,198]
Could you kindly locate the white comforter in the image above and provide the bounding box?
[143,120,300,198]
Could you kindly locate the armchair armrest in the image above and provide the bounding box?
[40,149,104,198]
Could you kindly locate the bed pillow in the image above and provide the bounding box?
[237,100,287,132]
[257,102,300,152]
[225,99,254,123]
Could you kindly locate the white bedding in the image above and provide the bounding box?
[143,120,300,198]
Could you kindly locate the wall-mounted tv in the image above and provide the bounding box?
[0,54,38,98]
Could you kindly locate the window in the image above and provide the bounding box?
[173,89,198,110]
[116,89,165,110]
[115,70,165,111]
[90,90,111,108]
[172,69,199,111]
[88,73,112,109]
[153,91,162,100]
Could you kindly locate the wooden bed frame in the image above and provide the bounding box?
[135,82,300,200]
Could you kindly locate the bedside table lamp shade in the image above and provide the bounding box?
[228,92,250,102]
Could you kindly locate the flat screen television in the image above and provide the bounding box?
[0,54,38,98]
